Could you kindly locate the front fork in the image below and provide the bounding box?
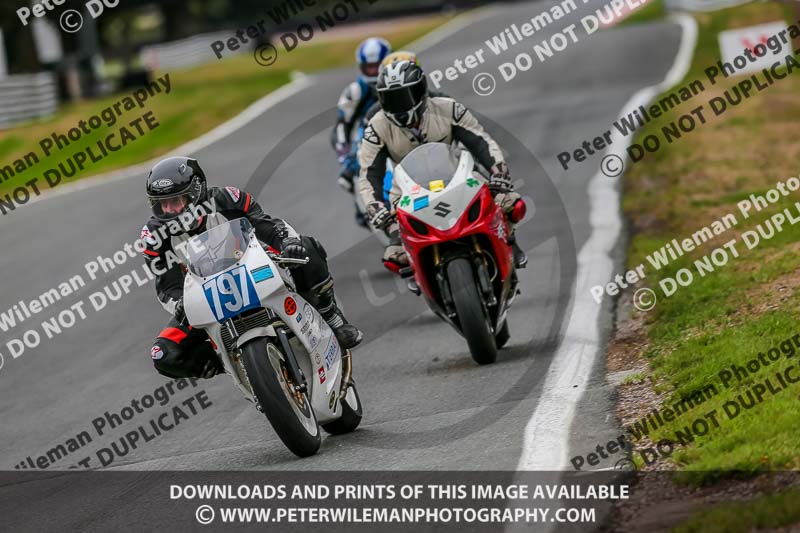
[435,238,497,319]
[276,322,355,402]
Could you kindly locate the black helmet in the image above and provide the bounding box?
[376,56,428,128]
[146,156,207,227]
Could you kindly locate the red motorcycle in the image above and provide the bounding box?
[389,143,526,364]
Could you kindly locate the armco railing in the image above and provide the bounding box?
[0,72,58,129]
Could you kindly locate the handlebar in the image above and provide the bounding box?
[264,245,310,266]
[274,256,310,266]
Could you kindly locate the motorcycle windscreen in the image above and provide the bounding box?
[184,218,254,277]
[398,143,460,189]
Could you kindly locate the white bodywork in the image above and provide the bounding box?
[393,146,484,229]
[183,231,346,424]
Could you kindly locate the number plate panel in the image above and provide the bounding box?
[202,265,261,322]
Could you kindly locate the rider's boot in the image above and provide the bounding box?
[354,202,368,228]
[382,227,409,271]
[507,232,528,269]
[311,276,364,349]
[338,168,355,193]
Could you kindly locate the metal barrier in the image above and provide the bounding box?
[0,72,58,129]
[140,31,240,71]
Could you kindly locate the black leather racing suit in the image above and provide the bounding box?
[141,186,333,379]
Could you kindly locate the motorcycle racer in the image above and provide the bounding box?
[331,37,393,210]
[141,156,363,379]
[357,56,528,269]
[360,51,450,208]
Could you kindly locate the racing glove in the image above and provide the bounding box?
[489,162,513,194]
[173,297,186,324]
[280,237,308,266]
[366,201,391,231]
[335,142,350,158]
[200,359,221,379]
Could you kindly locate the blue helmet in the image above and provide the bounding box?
[356,37,392,84]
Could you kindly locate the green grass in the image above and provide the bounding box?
[619,0,665,26]
[619,0,800,485]
[0,16,449,197]
[673,490,800,532]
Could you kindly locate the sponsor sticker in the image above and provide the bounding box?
[151,346,165,360]
[410,183,421,194]
[251,265,274,283]
[284,297,297,316]
[429,180,445,192]
[303,303,314,323]
[296,313,303,323]
[324,339,337,370]
[433,201,452,218]
[413,195,430,211]
[152,178,173,189]
[318,367,326,384]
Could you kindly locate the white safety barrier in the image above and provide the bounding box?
[0,72,58,129]
[140,31,241,71]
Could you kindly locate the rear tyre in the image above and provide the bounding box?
[321,382,363,435]
[241,339,321,457]
[495,320,510,349]
[447,258,498,365]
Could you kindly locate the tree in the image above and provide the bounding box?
[0,5,42,73]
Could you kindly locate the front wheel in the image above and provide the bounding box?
[321,382,363,435]
[447,258,498,365]
[241,339,321,457]
[495,320,510,349]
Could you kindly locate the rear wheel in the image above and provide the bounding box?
[321,382,363,435]
[241,339,321,457]
[447,258,498,365]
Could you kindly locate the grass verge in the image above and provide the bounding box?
[608,3,800,531]
[622,0,800,476]
[0,15,449,196]
[673,490,800,533]
[619,0,665,26]
[612,0,800,524]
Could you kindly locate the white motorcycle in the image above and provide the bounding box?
[181,218,362,457]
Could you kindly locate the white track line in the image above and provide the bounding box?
[516,13,699,471]
[24,7,498,207]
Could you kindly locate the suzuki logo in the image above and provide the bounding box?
[433,202,452,218]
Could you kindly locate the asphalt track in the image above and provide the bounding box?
[0,2,683,473]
